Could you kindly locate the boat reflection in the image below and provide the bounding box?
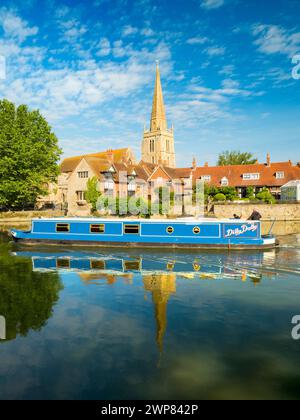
[12,249,277,282]
[12,249,278,353]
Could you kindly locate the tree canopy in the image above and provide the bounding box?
[0,99,62,209]
[217,151,257,166]
[85,177,101,213]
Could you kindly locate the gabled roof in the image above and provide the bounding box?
[192,161,300,187]
[60,148,133,173]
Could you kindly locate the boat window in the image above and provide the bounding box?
[56,223,70,233]
[193,226,201,235]
[56,259,70,269]
[124,224,140,234]
[90,260,105,270]
[166,226,174,234]
[90,224,105,234]
[123,260,141,271]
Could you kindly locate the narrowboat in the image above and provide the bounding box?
[10,217,277,250]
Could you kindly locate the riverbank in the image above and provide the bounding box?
[1,207,300,236]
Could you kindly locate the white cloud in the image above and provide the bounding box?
[0,8,38,42]
[96,38,111,57]
[205,46,226,56]
[219,64,235,76]
[122,25,138,37]
[140,28,155,37]
[187,37,209,45]
[0,36,173,122]
[252,24,300,57]
[201,0,225,10]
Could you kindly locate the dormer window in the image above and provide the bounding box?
[221,177,229,186]
[201,175,211,182]
[243,173,260,180]
[276,171,285,179]
[78,171,88,179]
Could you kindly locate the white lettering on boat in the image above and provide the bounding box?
[225,224,258,238]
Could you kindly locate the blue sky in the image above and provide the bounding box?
[0,0,299,166]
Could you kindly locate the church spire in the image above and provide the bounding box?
[150,61,167,132]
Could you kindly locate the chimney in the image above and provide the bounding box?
[106,149,114,162]
[266,153,271,167]
[204,162,209,168]
[192,157,197,170]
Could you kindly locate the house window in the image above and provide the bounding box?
[276,172,285,179]
[104,180,114,190]
[124,224,140,235]
[221,177,229,186]
[243,173,260,180]
[128,182,136,192]
[78,171,89,179]
[77,191,86,201]
[90,224,105,234]
[56,223,70,233]
[201,175,211,182]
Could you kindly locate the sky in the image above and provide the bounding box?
[0,0,299,167]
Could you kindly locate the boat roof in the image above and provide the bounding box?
[32,217,255,224]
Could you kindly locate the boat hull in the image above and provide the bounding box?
[10,218,277,251]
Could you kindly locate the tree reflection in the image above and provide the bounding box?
[0,244,63,341]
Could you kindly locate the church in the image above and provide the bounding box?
[39,63,300,214]
[141,62,176,168]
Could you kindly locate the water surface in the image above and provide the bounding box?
[1,233,300,400]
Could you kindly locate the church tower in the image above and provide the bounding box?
[141,62,176,168]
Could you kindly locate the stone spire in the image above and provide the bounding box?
[150,61,167,132]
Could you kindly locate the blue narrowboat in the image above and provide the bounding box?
[10,217,277,250]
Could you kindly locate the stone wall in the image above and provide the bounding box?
[213,203,300,235]
[213,203,300,221]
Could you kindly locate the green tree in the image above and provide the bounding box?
[219,186,238,201]
[246,186,256,200]
[217,151,257,166]
[0,100,61,209]
[85,177,101,213]
[256,187,276,204]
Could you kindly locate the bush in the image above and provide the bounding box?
[214,193,226,202]
[256,188,276,204]
[219,187,239,201]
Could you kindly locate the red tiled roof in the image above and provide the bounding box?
[192,161,300,187]
[60,148,132,173]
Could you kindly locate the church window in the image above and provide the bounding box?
[150,139,155,153]
[166,139,170,152]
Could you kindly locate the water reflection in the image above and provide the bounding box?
[10,248,281,353]
[1,234,300,400]
[0,243,63,341]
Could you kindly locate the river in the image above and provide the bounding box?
[0,232,300,400]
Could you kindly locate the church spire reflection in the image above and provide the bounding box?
[143,273,176,354]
